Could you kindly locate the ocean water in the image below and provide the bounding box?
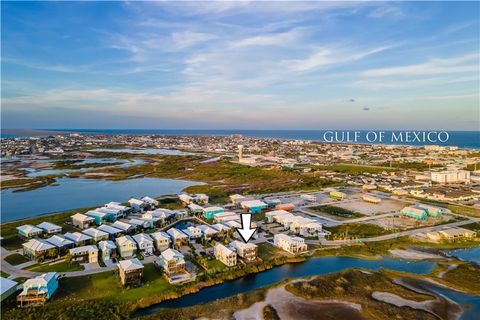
[2,129,479,149]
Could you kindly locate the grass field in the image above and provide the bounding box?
[28,261,85,273]
[4,253,29,266]
[313,164,397,174]
[325,223,392,240]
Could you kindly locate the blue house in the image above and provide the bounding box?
[17,272,58,306]
[240,200,268,214]
[85,210,116,225]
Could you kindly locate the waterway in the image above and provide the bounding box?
[137,253,480,319]
[89,148,199,155]
[0,177,202,222]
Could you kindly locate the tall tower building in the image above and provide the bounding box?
[238,145,243,161]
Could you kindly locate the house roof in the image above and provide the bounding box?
[150,231,170,241]
[64,232,92,242]
[36,222,61,232]
[161,248,183,261]
[0,277,17,296]
[132,233,153,245]
[128,198,144,206]
[16,224,43,235]
[23,239,55,252]
[241,200,267,208]
[82,228,108,238]
[117,258,144,271]
[98,224,123,234]
[198,225,218,235]
[166,228,187,239]
[45,235,74,248]
[111,221,133,231]
[98,240,116,251]
[22,273,57,289]
[69,245,98,255]
[71,213,94,222]
[116,235,135,246]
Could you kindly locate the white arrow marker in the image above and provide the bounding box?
[236,213,257,243]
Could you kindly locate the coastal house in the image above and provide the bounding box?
[264,198,281,208]
[214,243,237,266]
[141,196,159,207]
[104,202,130,218]
[64,232,92,246]
[117,258,144,287]
[193,193,209,204]
[438,227,477,241]
[22,239,57,261]
[156,248,186,275]
[97,224,123,239]
[132,233,154,256]
[213,211,239,223]
[181,226,202,242]
[116,235,137,259]
[197,225,218,241]
[179,193,194,205]
[187,203,204,215]
[16,225,43,238]
[240,200,268,214]
[71,213,95,229]
[166,228,188,247]
[69,245,98,264]
[98,240,117,262]
[36,222,62,235]
[150,231,170,251]
[229,194,246,207]
[85,210,109,225]
[82,228,109,242]
[128,198,146,212]
[17,272,58,307]
[111,221,135,234]
[128,218,151,230]
[202,206,225,220]
[265,210,290,223]
[45,235,74,254]
[274,234,307,254]
[230,240,257,262]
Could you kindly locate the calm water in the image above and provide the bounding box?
[137,256,436,316]
[37,129,480,149]
[447,247,480,265]
[0,177,202,222]
[89,148,198,155]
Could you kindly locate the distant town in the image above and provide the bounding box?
[1,133,479,319]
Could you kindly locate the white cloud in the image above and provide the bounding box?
[361,53,479,77]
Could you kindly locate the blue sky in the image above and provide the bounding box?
[1,1,479,130]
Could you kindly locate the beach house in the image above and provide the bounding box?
[132,233,154,256]
[17,272,58,307]
[166,228,188,247]
[274,234,307,254]
[71,213,95,229]
[118,258,144,287]
[16,225,43,238]
[69,245,98,264]
[230,240,257,262]
[64,232,92,246]
[214,243,237,266]
[116,235,137,259]
[22,239,57,261]
[82,228,109,242]
[36,222,62,235]
[98,240,117,262]
[150,231,170,251]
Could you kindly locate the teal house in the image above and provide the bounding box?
[401,206,428,220]
[202,207,224,219]
[241,200,268,214]
[86,210,116,225]
[265,198,281,207]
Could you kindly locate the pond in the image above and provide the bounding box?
[447,247,480,265]
[1,177,202,222]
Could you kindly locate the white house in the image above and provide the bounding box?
[141,196,159,207]
[128,198,146,212]
[156,248,185,275]
[230,240,257,262]
[197,225,218,240]
[116,235,137,258]
[36,222,62,235]
[273,234,307,254]
[71,213,95,229]
[214,243,237,266]
[179,194,194,205]
[132,233,154,256]
[22,239,56,260]
[181,226,202,242]
[69,245,98,264]
[128,218,151,229]
[150,231,170,251]
[104,202,130,218]
[166,228,188,246]
[98,240,117,261]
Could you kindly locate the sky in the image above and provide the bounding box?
[1,1,479,130]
